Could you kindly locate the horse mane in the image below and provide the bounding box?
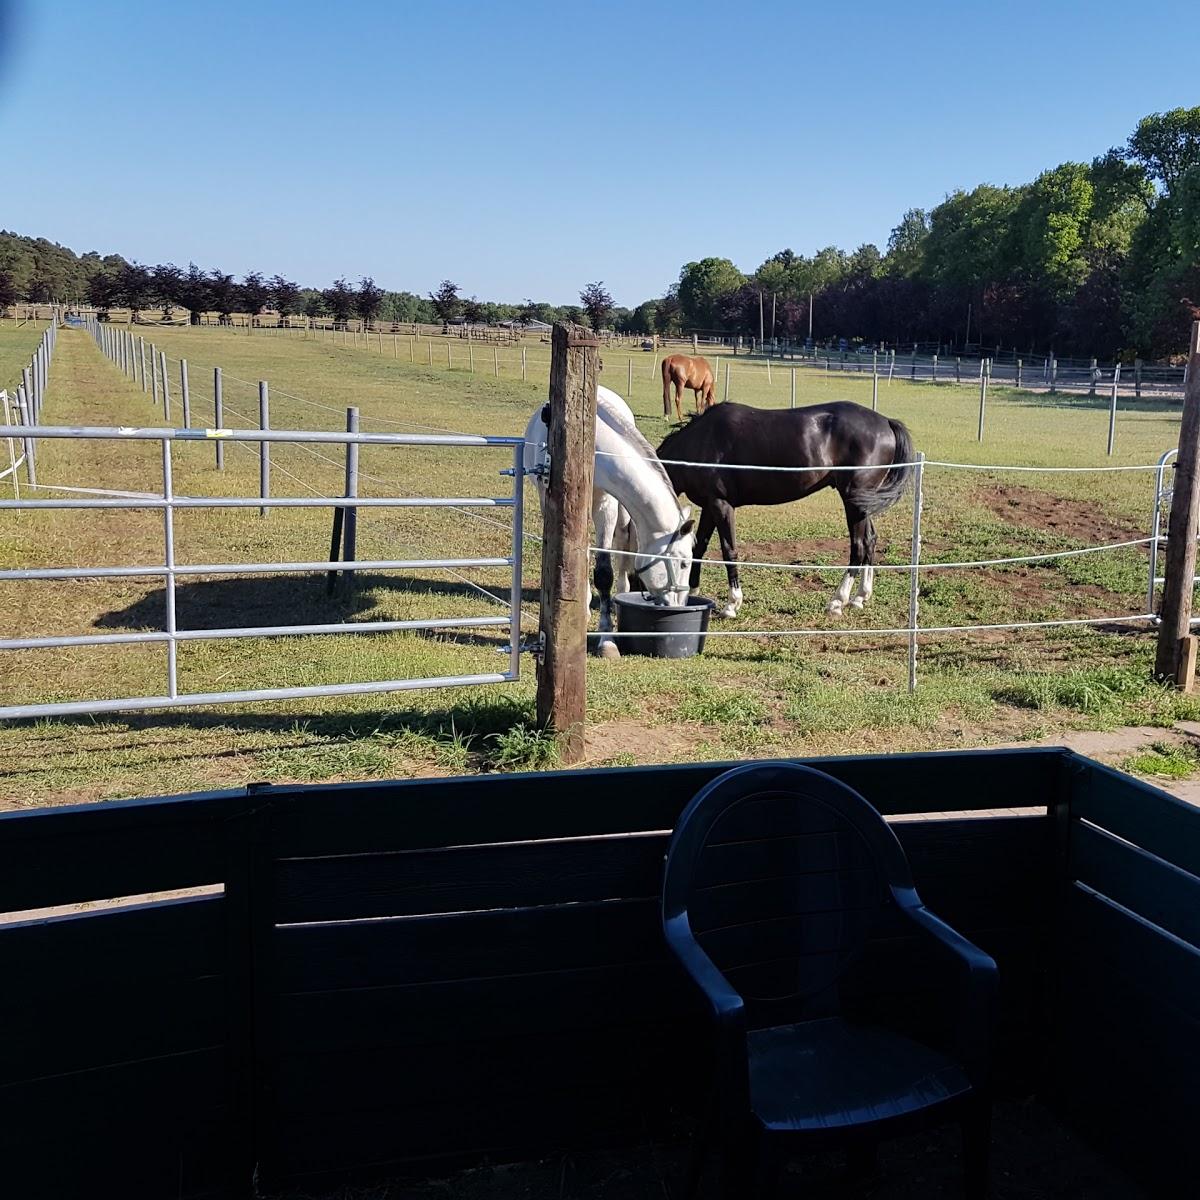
[597,390,676,496]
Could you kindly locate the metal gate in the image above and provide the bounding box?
[0,422,526,719]
[1147,447,1177,618]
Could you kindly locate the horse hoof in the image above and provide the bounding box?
[826,600,844,618]
[849,596,865,611]
[597,641,621,660]
[720,604,738,619]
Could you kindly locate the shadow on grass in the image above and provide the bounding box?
[94,571,540,639]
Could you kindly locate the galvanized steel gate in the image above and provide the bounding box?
[0,422,527,719]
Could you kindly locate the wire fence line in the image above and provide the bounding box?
[0,316,1164,719]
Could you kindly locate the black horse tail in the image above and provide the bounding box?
[851,418,915,516]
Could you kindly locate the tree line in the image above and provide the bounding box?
[1,107,1196,357]
[0,233,621,332]
[644,108,1200,360]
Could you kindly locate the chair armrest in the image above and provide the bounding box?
[663,913,745,1031]
[900,904,998,1088]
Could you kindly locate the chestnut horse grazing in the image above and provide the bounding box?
[662,354,715,422]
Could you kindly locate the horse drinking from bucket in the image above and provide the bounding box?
[662,354,716,422]
[656,401,914,618]
[525,386,695,655]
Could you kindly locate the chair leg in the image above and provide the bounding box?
[679,1096,717,1200]
[961,1096,992,1200]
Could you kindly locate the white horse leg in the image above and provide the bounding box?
[612,506,635,596]
[593,492,621,658]
[827,570,857,617]
[849,565,875,610]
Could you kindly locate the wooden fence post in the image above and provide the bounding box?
[536,323,598,763]
[1155,322,1200,688]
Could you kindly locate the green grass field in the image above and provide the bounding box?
[0,322,1195,807]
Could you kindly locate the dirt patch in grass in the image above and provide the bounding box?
[970,482,1143,544]
[584,716,711,767]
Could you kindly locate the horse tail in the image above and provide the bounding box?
[661,357,672,417]
[852,418,915,516]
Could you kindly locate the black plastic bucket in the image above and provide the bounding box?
[611,592,713,658]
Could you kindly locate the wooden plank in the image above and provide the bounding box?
[274,832,668,924]
[1063,883,1200,1016]
[1,972,225,1085]
[0,894,224,984]
[276,962,696,1056]
[273,898,662,993]
[0,789,243,912]
[266,749,1063,858]
[271,1021,687,1119]
[1070,818,1200,948]
[1070,761,1200,879]
[1,1050,229,1200]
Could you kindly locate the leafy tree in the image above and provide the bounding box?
[115,261,153,318]
[624,300,658,334]
[354,276,385,325]
[886,209,930,276]
[152,263,184,320]
[654,289,682,335]
[1126,107,1200,190]
[0,270,18,312]
[302,289,328,319]
[382,290,435,323]
[462,295,485,323]
[207,270,239,322]
[677,258,746,328]
[86,267,121,318]
[269,275,302,323]
[240,271,269,318]
[518,298,553,325]
[579,280,614,330]
[1013,164,1094,301]
[178,263,211,324]
[429,280,462,327]
[323,277,356,324]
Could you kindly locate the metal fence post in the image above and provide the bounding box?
[344,407,359,584]
[931,353,938,382]
[907,452,925,694]
[15,385,35,486]
[258,381,270,516]
[871,353,878,412]
[1108,364,1122,456]
[724,361,730,402]
[180,359,191,428]
[522,346,527,382]
[21,368,34,424]
[213,367,224,470]
[139,337,147,391]
[161,439,178,699]
[977,364,988,441]
[791,367,797,409]
[151,345,160,405]
[1016,358,1022,389]
[160,351,171,422]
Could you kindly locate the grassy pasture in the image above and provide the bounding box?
[0,323,1194,807]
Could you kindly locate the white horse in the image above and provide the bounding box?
[524,385,695,655]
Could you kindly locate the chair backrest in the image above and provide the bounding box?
[663,762,916,1027]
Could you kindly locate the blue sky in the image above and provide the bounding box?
[0,1,1191,306]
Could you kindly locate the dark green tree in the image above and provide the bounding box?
[429,280,462,328]
[323,277,356,324]
[269,275,302,324]
[579,280,614,330]
[354,276,385,325]
[152,263,184,320]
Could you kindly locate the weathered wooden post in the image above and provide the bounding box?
[179,359,191,428]
[1135,358,1143,399]
[1015,358,1022,389]
[1155,322,1200,689]
[1107,364,1122,456]
[536,323,598,762]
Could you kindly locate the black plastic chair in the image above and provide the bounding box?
[661,762,998,1198]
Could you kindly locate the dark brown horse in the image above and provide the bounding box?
[657,401,914,618]
[662,354,715,421]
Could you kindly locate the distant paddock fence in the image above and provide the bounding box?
[2,312,58,493]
